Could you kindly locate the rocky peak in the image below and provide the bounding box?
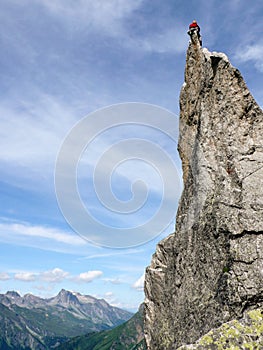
[0,291,21,306]
[51,289,80,306]
[144,33,263,349]
[5,291,21,299]
[21,293,45,307]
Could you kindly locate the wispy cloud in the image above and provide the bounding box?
[92,291,120,308]
[14,272,36,282]
[0,220,86,246]
[81,248,144,260]
[33,284,54,292]
[0,93,76,172]
[31,0,187,53]
[0,272,11,281]
[235,43,263,72]
[92,291,137,311]
[103,278,122,285]
[124,26,187,54]
[36,0,144,35]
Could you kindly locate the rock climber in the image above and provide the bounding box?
[188,20,202,45]
[188,20,200,33]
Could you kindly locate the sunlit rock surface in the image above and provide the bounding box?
[144,31,263,350]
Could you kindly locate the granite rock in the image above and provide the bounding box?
[144,31,263,350]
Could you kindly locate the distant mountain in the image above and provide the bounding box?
[0,289,132,350]
[57,304,146,350]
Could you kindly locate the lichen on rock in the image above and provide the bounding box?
[144,30,263,350]
[177,308,263,349]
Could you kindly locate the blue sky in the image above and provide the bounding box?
[0,0,263,312]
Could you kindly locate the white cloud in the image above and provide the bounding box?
[108,300,139,311]
[125,26,187,54]
[92,291,117,306]
[235,43,263,72]
[13,268,69,283]
[33,284,54,292]
[0,272,11,281]
[0,220,86,246]
[0,93,76,171]
[75,270,103,283]
[14,272,36,282]
[103,278,122,285]
[132,274,145,291]
[34,0,143,37]
[10,268,103,284]
[81,248,144,260]
[12,0,184,55]
[40,268,69,283]
[103,291,117,305]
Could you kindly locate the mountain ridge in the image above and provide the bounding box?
[56,303,146,350]
[0,289,132,349]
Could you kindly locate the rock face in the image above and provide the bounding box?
[144,31,263,349]
[177,308,263,349]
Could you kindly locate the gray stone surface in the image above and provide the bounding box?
[177,308,263,349]
[144,31,263,350]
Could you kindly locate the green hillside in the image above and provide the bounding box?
[57,304,146,350]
